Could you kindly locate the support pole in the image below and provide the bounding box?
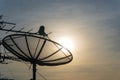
[33,62,37,80]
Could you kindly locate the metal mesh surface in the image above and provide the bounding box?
[2,34,73,66]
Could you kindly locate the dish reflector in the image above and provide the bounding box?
[2,34,73,66]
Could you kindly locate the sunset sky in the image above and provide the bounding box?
[0,0,120,80]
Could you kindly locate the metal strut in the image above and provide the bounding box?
[33,62,37,80]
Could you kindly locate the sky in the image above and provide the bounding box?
[0,0,120,80]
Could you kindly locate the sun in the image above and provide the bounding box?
[58,37,74,51]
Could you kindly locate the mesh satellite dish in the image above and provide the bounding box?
[0,17,73,80]
[2,34,73,80]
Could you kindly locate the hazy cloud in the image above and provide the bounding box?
[0,0,120,80]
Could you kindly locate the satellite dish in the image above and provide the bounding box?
[2,34,73,80]
[0,17,72,80]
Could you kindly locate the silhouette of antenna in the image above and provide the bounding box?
[0,16,73,80]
